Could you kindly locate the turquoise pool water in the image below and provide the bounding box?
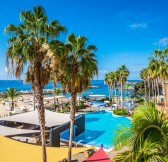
[60,110,131,149]
[91,100,105,107]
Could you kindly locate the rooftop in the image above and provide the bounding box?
[0,110,72,128]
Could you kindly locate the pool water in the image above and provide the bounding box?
[60,110,131,149]
[91,100,105,107]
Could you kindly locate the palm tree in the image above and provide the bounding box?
[110,71,117,102]
[50,74,58,111]
[105,72,113,101]
[31,83,36,111]
[116,65,130,109]
[113,72,117,97]
[159,62,168,108]
[140,68,148,102]
[124,81,130,97]
[6,88,20,111]
[53,88,62,112]
[5,6,66,162]
[114,102,168,161]
[148,49,168,106]
[61,33,98,162]
[148,60,157,103]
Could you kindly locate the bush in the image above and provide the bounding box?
[80,101,85,105]
[136,97,144,103]
[75,104,86,111]
[113,109,128,116]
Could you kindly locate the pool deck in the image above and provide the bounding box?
[71,146,129,161]
[76,106,99,114]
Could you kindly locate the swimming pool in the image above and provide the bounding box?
[60,110,131,149]
[91,100,105,107]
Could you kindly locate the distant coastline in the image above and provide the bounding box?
[0,80,140,97]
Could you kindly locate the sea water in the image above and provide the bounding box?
[0,80,141,97]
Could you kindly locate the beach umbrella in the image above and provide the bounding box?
[83,147,111,162]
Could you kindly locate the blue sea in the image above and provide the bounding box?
[0,80,141,97]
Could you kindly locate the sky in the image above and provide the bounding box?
[0,0,168,80]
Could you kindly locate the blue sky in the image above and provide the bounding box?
[0,0,168,80]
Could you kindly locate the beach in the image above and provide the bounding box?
[0,94,70,117]
[0,79,137,118]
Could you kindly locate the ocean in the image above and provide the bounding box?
[0,80,141,97]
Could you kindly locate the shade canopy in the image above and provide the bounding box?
[89,95,106,97]
[83,148,111,162]
[44,96,66,100]
[0,136,88,162]
[0,110,71,127]
[0,125,40,136]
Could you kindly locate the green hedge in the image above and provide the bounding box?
[136,97,144,103]
[113,109,128,116]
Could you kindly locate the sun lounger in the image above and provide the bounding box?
[84,148,96,157]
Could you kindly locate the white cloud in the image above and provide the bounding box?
[154,37,168,47]
[99,69,108,74]
[129,23,148,29]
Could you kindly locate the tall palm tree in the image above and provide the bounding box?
[124,81,130,97]
[31,83,36,111]
[6,87,20,111]
[114,102,168,161]
[51,75,57,111]
[159,62,168,108]
[5,6,66,162]
[105,72,113,101]
[116,65,129,109]
[49,40,67,111]
[62,33,98,162]
[110,71,117,102]
[140,68,148,102]
[149,49,168,106]
[148,59,158,103]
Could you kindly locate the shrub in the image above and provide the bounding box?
[136,97,144,103]
[113,109,128,116]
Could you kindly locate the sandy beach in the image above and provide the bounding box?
[0,94,70,118]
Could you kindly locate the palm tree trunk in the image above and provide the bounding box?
[161,79,166,108]
[163,80,167,108]
[108,86,111,101]
[68,92,76,162]
[148,79,151,100]
[114,85,117,103]
[151,79,154,101]
[144,80,147,102]
[116,83,120,108]
[53,85,56,111]
[33,90,36,111]
[154,79,157,104]
[156,78,160,103]
[111,87,113,103]
[79,93,81,103]
[121,83,123,109]
[11,99,14,111]
[35,84,47,162]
